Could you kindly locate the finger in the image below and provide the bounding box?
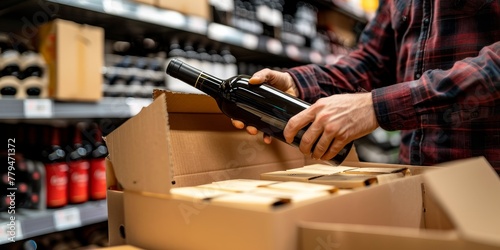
[249,69,270,84]
[311,132,335,160]
[299,123,323,157]
[246,126,259,135]
[231,119,245,129]
[284,108,316,144]
[263,133,273,144]
[321,136,347,161]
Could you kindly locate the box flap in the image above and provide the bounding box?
[153,89,221,113]
[105,93,173,194]
[423,157,500,247]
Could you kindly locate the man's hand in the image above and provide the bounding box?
[231,68,298,144]
[284,92,379,160]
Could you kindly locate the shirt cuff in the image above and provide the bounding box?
[372,82,419,131]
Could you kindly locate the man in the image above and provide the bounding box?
[233,0,500,174]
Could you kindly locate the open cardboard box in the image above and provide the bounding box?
[104,90,500,250]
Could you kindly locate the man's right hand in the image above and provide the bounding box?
[231,68,299,144]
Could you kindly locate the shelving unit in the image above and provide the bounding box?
[0,0,373,246]
[0,0,361,66]
[0,200,107,244]
[0,97,151,120]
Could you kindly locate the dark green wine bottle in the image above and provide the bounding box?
[166,58,353,165]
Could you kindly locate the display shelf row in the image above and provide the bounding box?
[0,199,107,244]
[0,97,152,120]
[0,0,349,65]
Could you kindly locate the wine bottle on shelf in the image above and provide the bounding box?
[66,123,90,204]
[88,123,108,200]
[19,50,48,98]
[165,38,188,92]
[41,126,69,208]
[0,49,21,98]
[220,46,238,78]
[166,59,353,165]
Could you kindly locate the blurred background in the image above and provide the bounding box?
[0,0,399,249]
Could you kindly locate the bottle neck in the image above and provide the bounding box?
[166,58,223,97]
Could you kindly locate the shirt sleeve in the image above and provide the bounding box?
[373,41,500,131]
[286,0,397,104]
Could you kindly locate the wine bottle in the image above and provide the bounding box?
[41,126,69,208]
[88,123,107,200]
[166,59,353,165]
[66,124,90,204]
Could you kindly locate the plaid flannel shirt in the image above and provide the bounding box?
[287,0,500,172]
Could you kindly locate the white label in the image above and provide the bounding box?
[103,0,126,16]
[136,5,161,23]
[187,16,208,34]
[266,39,283,55]
[241,34,259,50]
[0,221,23,244]
[53,207,81,231]
[24,99,53,118]
[285,45,300,60]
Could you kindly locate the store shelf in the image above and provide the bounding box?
[0,0,334,65]
[0,199,107,244]
[0,97,152,120]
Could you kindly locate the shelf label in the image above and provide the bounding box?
[24,99,53,118]
[0,220,23,244]
[266,38,283,55]
[103,0,127,16]
[241,34,259,50]
[127,98,152,116]
[53,207,82,231]
[187,16,208,34]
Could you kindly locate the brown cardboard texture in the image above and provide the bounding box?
[105,90,305,193]
[299,157,500,250]
[105,90,500,250]
[157,0,210,20]
[38,19,103,101]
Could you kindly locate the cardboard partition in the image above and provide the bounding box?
[299,157,500,250]
[38,19,103,102]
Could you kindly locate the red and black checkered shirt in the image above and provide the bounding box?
[287,0,500,173]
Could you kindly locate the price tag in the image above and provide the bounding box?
[309,51,324,64]
[103,0,126,16]
[241,34,258,50]
[136,5,160,23]
[53,207,81,231]
[187,16,208,34]
[0,220,23,244]
[24,99,53,118]
[127,98,152,116]
[285,44,300,60]
[266,38,283,55]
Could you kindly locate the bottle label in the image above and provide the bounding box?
[68,160,90,204]
[89,159,107,200]
[45,162,68,208]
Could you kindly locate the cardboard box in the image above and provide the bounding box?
[105,90,500,250]
[38,19,104,102]
[156,0,210,20]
